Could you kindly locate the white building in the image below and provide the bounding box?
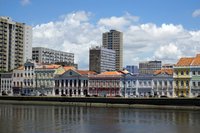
[12,66,24,95]
[0,73,13,96]
[153,69,174,97]
[32,47,74,64]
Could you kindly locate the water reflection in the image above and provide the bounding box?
[0,104,200,133]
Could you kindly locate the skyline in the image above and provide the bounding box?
[1,0,200,69]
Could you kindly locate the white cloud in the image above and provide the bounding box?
[20,0,30,6]
[33,11,200,69]
[154,43,182,62]
[98,12,139,29]
[192,9,200,17]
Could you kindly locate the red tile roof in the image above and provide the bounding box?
[191,55,200,66]
[63,66,76,71]
[175,57,194,66]
[154,68,173,75]
[37,64,61,69]
[76,70,96,75]
[99,71,123,75]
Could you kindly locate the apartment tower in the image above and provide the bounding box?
[102,30,123,70]
[0,16,32,72]
[32,47,74,64]
[89,46,116,73]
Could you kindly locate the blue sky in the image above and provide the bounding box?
[1,0,200,69]
[1,0,199,29]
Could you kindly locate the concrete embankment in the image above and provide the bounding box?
[0,96,200,110]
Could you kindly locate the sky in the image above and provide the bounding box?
[0,0,200,69]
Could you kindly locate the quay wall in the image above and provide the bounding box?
[0,96,200,107]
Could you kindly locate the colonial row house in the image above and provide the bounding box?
[35,64,62,96]
[54,67,96,97]
[174,54,200,97]
[88,71,124,97]
[153,68,174,97]
[0,73,13,96]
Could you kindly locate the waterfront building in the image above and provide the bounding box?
[123,73,137,98]
[32,47,74,64]
[0,73,12,96]
[188,54,200,97]
[153,68,174,97]
[88,71,124,97]
[136,74,154,97]
[102,30,123,70]
[125,65,139,74]
[0,16,32,72]
[139,60,162,75]
[21,60,36,95]
[12,66,24,95]
[173,57,193,97]
[54,68,96,97]
[35,64,62,96]
[89,46,116,73]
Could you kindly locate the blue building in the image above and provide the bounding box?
[126,65,138,74]
[153,69,174,97]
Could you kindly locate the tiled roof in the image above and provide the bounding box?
[76,70,96,75]
[99,71,123,75]
[63,66,76,71]
[36,64,61,69]
[17,66,24,70]
[191,55,200,66]
[154,68,173,75]
[175,57,194,66]
[175,54,200,66]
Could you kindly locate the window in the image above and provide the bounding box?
[193,82,196,87]
[181,71,184,75]
[181,81,184,86]
[176,71,178,75]
[186,71,189,75]
[186,81,189,86]
[198,71,200,75]
[198,82,200,86]
[193,71,195,75]
[164,81,167,86]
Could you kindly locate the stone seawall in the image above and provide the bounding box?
[0,96,200,109]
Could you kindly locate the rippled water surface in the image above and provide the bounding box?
[0,104,200,133]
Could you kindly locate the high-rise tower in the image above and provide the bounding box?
[102,30,123,70]
[0,16,32,72]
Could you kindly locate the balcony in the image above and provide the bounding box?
[174,86,190,90]
[173,74,191,79]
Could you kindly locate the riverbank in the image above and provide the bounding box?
[0,96,200,110]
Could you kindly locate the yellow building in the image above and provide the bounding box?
[173,58,194,97]
[173,58,193,97]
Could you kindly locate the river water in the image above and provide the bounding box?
[0,104,200,133]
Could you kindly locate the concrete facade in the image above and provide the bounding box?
[139,60,162,75]
[103,30,123,70]
[32,47,74,64]
[89,46,116,73]
[0,16,32,72]
[125,65,139,74]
